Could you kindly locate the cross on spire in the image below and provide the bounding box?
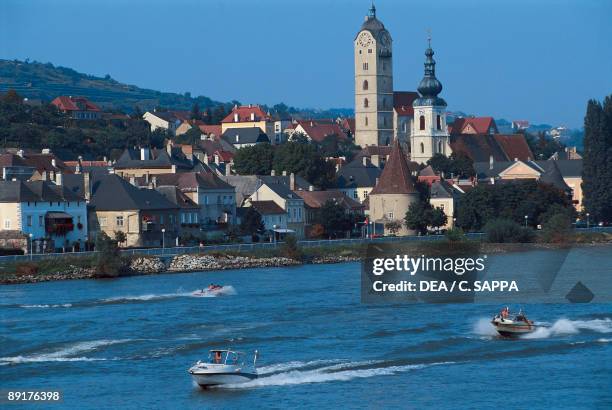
[369,2,376,18]
[427,28,432,48]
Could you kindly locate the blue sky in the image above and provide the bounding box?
[1,0,611,128]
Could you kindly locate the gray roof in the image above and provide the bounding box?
[155,186,199,209]
[474,159,582,180]
[89,174,178,211]
[336,159,382,188]
[0,180,84,203]
[430,180,457,199]
[219,175,262,206]
[114,147,194,170]
[221,128,270,145]
[264,183,302,200]
[258,175,312,190]
[539,159,582,177]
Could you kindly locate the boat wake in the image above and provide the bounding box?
[0,339,130,365]
[191,286,237,298]
[20,303,73,309]
[522,318,612,339]
[219,359,452,389]
[101,287,236,303]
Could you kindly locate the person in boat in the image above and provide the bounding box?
[214,351,222,364]
[500,306,510,319]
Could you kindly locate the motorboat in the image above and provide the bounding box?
[192,285,224,297]
[188,349,258,387]
[491,308,536,337]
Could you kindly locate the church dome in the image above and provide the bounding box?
[414,45,447,107]
[358,3,387,37]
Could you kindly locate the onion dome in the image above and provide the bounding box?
[414,40,447,107]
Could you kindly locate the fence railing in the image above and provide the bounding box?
[1,227,610,264]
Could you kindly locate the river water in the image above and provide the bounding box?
[1,246,611,409]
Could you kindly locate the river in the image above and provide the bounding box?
[1,245,611,409]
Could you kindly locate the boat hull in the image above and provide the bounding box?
[492,319,535,337]
[191,372,258,387]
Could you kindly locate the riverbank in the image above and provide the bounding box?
[2,233,610,285]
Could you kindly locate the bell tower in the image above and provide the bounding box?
[354,4,394,147]
[411,37,450,164]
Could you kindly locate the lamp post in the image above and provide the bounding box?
[272,224,277,246]
[524,215,528,228]
[161,228,166,249]
[586,213,590,229]
[29,233,33,260]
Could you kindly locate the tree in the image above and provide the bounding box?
[191,102,202,120]
[426,152,475,178]
[316,200,351,238]
[540,213,572,243]
[385,220,402,235]
[404,201,447,235]
[273,141,336,188]
[94,232,124,277]
[233,143,275,175]
[280,234,302,261]
[582,96,612,223]
[114,230,127,246]
[240,207,265,236]
[175,126,202,145]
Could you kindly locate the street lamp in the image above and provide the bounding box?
[29,233,33,260]
[272,225,277,246]
[161,228,166,249]
[524,215,528,228]
[586,213,590,229]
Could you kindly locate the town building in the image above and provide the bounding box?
[221,105,291,144]
[0,179,88,252]
[142,111,182,135]
[367,139,419,236]
[290,120,349,143]
[221,128,270,149]
[88,174,179,248]
[335,156,382,203]
[244,200,287,235]
[295,189,364,237]
[113,145,199,177]
[50,96,102,120]
[248,183,305,238]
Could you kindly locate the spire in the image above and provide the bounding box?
[369,139,417,195]
[369,2,376,18]
[414,34,446,107]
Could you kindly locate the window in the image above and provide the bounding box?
[181,213,186,223]
[353,191,359,199]
[438,141,443,153]
[383,62,387,70]
[383,97,386,108]
[419,115,425,130]
[26,215,32,227]
[204,196,209,205]
[77,216,81,224]
[368,48,372,54]
[116,216,124,227]
[363,80,368,90]
[365,116,368,126]
[402,121,407,132]
[420,143,425,154]
[39,215,43,227]
[364,98,369,108]
[364,191,369,199]
[160,215,164,225]
[3,219,9,229]
[387,212,394,219]
[436,115,441,130]
[363,62,368,70]
[99,217,107,227]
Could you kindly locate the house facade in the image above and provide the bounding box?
[248,183,305,238]
[50,96,102,120]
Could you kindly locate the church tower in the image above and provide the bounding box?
[354,4,394,147]
[410,39,450,164]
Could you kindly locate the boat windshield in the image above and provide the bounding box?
[208,350,244,365]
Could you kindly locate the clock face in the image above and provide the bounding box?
[380,32,390,47]
[357,32,372,47]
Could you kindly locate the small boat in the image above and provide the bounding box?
[192,285,224,297]
[491,308,536,337]
[188,349,258,388]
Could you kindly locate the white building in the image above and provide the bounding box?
[0,180,88,251]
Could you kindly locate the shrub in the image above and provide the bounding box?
[94,232,125,277]
[445,227,466,242]
[484,219,535,243]
[540,213,573,243]
[15,263,39,275]
[281,235,302,261]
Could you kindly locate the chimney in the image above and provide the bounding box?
[129,176,136,186]
[282,170,287,176]
[489,155,494,170]
[140,147,150,161]
[55,172,63,186]
[362,156,370,166]
[17,149,24,158]
[371,154,380,167]
[83,172,91,201]
[375,177,380,186]
[225,163,232,176]
[203,153,209,164]
[234,113,239,122]
[514,157,518,162]
[214,154,220,165]
[75,163,81,174]
[103,156,108,164]
[166,142,172,156]
[290,172,295,190]
[151,176,157,188]
[250,112,255,121]
[308,185,314,192]
[271,169,276,176]
[51,158,57,167]
[41,171,48,181]
[336,163,341,172]
[145,172,149,183]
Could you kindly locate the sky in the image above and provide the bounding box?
[1,0,611,128]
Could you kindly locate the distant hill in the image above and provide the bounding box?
[0,59,352,119]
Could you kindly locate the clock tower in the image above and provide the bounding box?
[354,4,393,147]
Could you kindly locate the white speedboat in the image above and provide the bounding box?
[192,285,224,297]
[491,308,536,337]
[188,349,258,387]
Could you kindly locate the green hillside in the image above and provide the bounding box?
[0,59,221,112]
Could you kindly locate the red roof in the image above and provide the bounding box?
[493,134,534,161]
[369,139,417,195]
[295,190,363,210]
[198,124,222,136]
[340,118,355,134]
[249,200,286,215]
[51,96,101,112]
[393,91,419,117]
[294,120,348,143]
[222,105,270,123]
[450,117,497,135]
[215,150,234,162]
